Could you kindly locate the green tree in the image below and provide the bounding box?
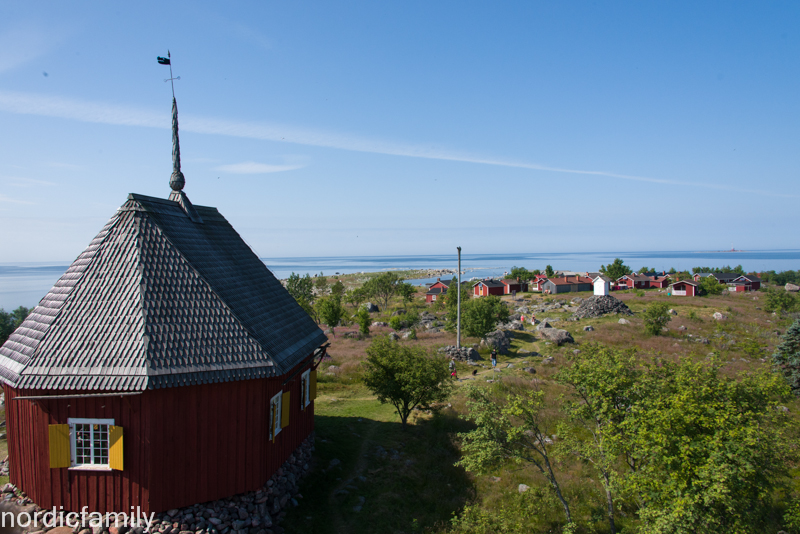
[354,306,371,336]
[772,319,800,395]
[397,282,417,306]
[330,280,346,299]
[0,306,31,345]
[641,302,671,336]
[763,288,798,313]
[389,314,404,331]
[461,295,509,339]
[457,385,573,526]
[556,346,643,534]
[698,274,725,296]
[316,295,344,337]
[509,266,535,280]
[624,360,795,533]
[637,266,651,274]
[443,277,471,331]
[361,336,452,429]
[286,272,313,302]
[362,272,403,311]
[545,265,555,278]
[599,258,632,281]
[314,272,329,296]
[344,287,368,309]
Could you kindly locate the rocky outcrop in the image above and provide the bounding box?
[438,346,482,361]
[364,302,379,313]
[572,296,633,319]
[538,328,574,345]
[481,330,513,354]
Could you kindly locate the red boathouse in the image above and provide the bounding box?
[0,97,328,514]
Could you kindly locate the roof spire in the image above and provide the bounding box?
[158,51,184,192]
[169,96,185,192]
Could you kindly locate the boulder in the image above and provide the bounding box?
[668,309,678,315]
[388,332,400,341]
[786,283,800,292]
[536,322,552,331]
[364,302,379,313]
[391,309,406,316]
[583,325,594,331]
[371,321,388,327]
[539,328,574,345]
[438,346,482,362]
[542,356,555,364]
[482,330,513,354]
[523,367,537,374]
[712,312,727,321]
[573,295,633,319]
[518,484,530,494]
[618,318,631,325]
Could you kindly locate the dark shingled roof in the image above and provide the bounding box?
[0,192,327,391]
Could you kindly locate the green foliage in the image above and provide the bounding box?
[0,306,30,345]
[457,385,573,524]
[698,274,725,295]
[641,302,671,336]
[785,500,800,533]
[637,266,651,274]
[316,295,345,336]
[635,289,645,297]
[556,345,643,533]
[344,287,368,309]
[389,315,404,331]
[761,269,800,285]
[625,360,795,533]
[692,265,744,275]
[668,267,677,274]
[314,272,328,295]
[764,288,798,313]
[448,490,564,534]
[461,296,509,339]
[545,265,555,278]
[397,282,417,306]
[362,272,404,311]
[361,336,453,428]
[406,327,417,340]
[354,306,371,336]
[443,277,471,331]
[687,309,702,322]
[772,319,800,395]
[509,266,537,280]
[330,280,346,299]
[599,258,632,281]
[286,272,313,302]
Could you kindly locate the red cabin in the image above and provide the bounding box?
[473,279,505,297]
[500,279,528,294]
[669,279,700,296]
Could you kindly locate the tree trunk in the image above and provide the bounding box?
[603,472,616,534]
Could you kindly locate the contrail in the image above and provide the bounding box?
[0,90,794,198]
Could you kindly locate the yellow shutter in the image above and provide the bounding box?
[281,391,291,428]
[49,424,70,468]
[109,425,124,471]
[310,370,317,400]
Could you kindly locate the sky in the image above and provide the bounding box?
[0,1,798,262]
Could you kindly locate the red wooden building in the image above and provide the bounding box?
[616,274,653,289]
[0,98,328,514]
[500,279,528,294]
[425,278,453,303]
[473,279,505,297]
[669,279,701,296]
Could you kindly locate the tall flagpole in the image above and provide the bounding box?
[457,246,462,350]
[168,50,175,98]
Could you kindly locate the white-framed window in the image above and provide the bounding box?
[300,369,311,410]
[431,294,436,301]
[269,392,282,440]
[68,418,114,468]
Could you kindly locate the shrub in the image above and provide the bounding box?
[641,302,671,336]
[389,315,404,331]
[354,306,371,336]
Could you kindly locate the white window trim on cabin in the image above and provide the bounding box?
[301,369,311,410]
[68,417,114,470]
[269,392,282,439]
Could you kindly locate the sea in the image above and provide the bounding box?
[1,250,799,311]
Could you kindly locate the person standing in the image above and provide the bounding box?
[491,349,497,369]
[449,357,457,378]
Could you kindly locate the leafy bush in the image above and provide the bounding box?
[641,302,671,335]
[389,315,404,331]
[354,306,371,336]
[462,296,509,339]
[764,288,798,313]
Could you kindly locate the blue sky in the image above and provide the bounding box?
[0,1,798,262]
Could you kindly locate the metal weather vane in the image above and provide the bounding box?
[157,51,185,192]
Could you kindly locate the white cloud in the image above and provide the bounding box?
[214,161,304,174]
[0,90,795,199]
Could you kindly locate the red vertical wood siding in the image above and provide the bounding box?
[4,356,316,514]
